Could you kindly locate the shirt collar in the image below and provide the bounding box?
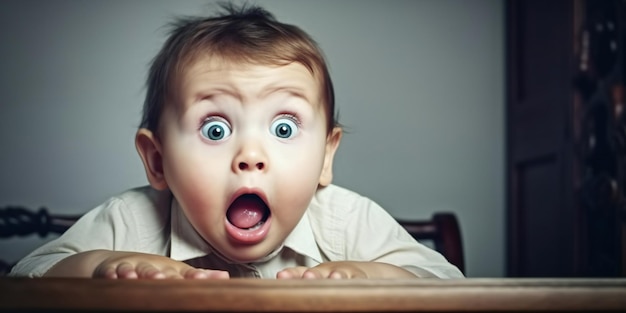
[169,197,323,264]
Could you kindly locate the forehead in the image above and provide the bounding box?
[176,56,323,102]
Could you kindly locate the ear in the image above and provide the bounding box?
[319,127,342,187]
[135,128,168,190]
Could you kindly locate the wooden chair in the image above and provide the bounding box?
[0,207,464,275]
[397,213,465,274]
[0,206,78,276]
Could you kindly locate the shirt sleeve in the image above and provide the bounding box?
[351,197,464,278]
[8,196,133,277]
[313,185,465,278]
[6,185,176,278]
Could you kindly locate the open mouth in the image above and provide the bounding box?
[226,194,270,231]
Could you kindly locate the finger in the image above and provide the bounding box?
[183,268,230,279]
[135,262,165,279]
[116,262,139,279]
[302,269,324,279]
[332,268,368,279]
[183,268,207,279]
[94,265,118,279]
[276,267,308,279]
[207,270,230,279]
[185,269,230,280]
[161,266,184,279]
[328,270,348,279]
[276,270,292,279]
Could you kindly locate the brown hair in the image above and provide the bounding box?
[140,3,337,134]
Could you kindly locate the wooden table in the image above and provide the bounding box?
[1,278,625,312]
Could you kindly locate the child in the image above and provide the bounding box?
[10,3,464,279]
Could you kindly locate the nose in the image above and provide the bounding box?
[232,139,268,173]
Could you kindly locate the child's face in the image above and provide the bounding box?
[137,57,341,263]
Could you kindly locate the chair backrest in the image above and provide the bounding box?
[396,212,465,274]
[0,206,78,275]
[0,207,465,275]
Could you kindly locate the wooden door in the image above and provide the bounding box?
[506,0,626,277]
[506,0,580,277]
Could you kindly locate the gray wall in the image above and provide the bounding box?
[0,0,504,277]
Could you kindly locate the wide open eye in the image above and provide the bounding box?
[270,117,299,139]
[201,118,232,141]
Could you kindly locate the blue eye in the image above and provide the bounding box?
[201,119,231,141]
[270,117,299,139]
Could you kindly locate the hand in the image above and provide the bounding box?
[276,261,417,279]
[93,251,230,279]
[44,250,229,279]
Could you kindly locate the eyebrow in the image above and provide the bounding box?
[192,84,315,105]
[258,85,314,103]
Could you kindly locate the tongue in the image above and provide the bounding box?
[227,195,266,229]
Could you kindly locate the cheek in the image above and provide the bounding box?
[161,130,224,183]
[165,156,220,217]
[275,175,319,209]
[273,137,326,179]
[162,150,228,244]
[163,149,211,190]
[160,139,229,212]
[270,141,326,215]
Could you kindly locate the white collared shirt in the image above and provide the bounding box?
[10,184,464,278]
